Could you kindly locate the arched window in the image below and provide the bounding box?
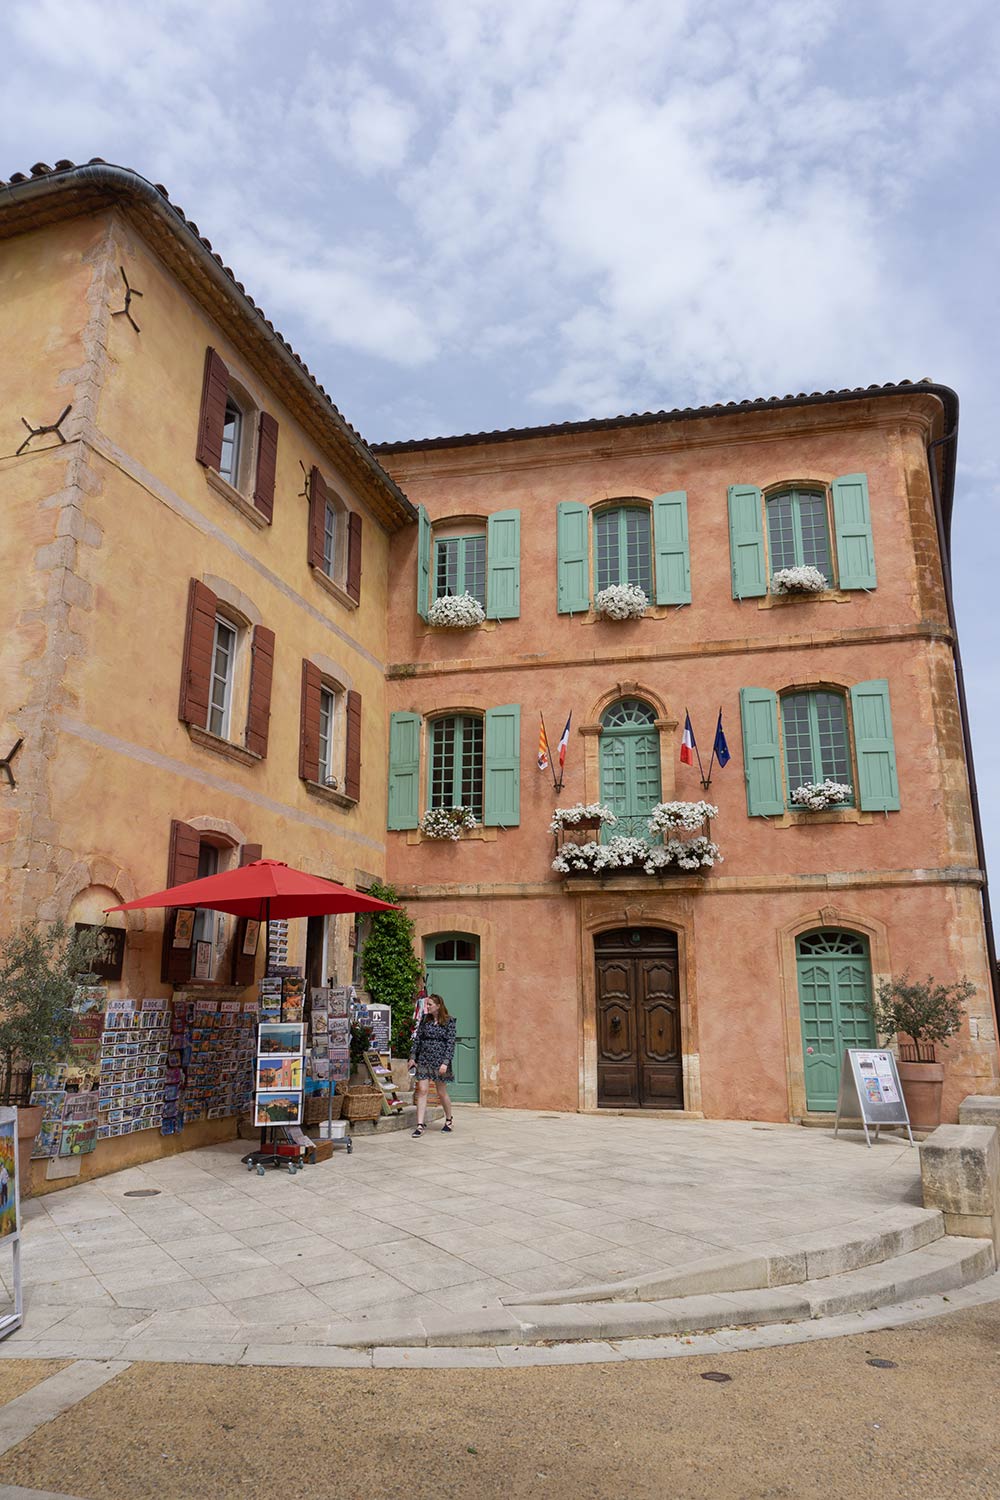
[781,689,852,795]
[599,698,662,838]
[434,525,487,607]
[429,714,485,818]
[766,489,832,579]
[593,505,652,596]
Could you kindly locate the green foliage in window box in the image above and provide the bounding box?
[0,921,101,1104]
[866,971,975,1060]
[360,880,423,1055]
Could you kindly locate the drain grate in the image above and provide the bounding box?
[123,1189,161,1198]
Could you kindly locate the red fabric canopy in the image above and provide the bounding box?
[105,859,397,920]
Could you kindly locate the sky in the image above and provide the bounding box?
[4,0,1000,871]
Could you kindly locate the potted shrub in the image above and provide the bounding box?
[866,971,975,1130]
[0,921,99,1184]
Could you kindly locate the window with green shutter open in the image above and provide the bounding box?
[435,535,487,607]
[766,491,832,577]
[593,506,653,595]
[429,715,484,818]
[780,690,853,800]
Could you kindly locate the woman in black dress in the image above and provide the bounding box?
[409,993,456,1137]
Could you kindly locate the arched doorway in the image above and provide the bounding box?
[599,698,662,839]
[797,929,876,1111]
[595,927,681,1109]
[424,933,480,1103]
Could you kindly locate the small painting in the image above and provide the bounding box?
[254,1091,302,1126]
[0,1115,16,1239]
[242,919,260,957]
[172,910,196,949]
[74,922,126,981]
[257,1023,304,1057]
[193,941,212,980]
[256,1057,302,1091]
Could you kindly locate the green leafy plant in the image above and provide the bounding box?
[0,921,101,1104]
[360,880,422,1054]
[349,1020,373,1071]
[866,971,975,1061]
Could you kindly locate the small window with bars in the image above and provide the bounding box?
[766,490,832,579]
[593,506,653,595]
[781,690,852,797]
[429,715,484,818]
[435,535,486,606]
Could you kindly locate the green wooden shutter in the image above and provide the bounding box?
[484,704,520,826]
[387,711,421,829]
[728,485,766,599]
[486,510,520,619]
[739,687,784,815]
[850,680,899,810]
[557,502,590,613]
[652,491,691,605]
[416,505,431,620]
[832,473,876,590]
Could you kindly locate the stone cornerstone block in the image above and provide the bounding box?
[958,1095,1000,1127]
[919,1124,1000,1259]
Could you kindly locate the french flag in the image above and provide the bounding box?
[557,712,572,769]
[680,712,696,766]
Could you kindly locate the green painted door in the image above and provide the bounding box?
[797,930,876,1111]
[424,933,480,1103]
[599,699,662,840]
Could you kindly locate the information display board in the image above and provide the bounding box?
[0,1106,23,1340]
[834,1049,914,1147]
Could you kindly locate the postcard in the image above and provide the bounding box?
[254,1090,302,1126]
[257,1022,304,1057]
[327,1017,349,1048]
[257,1057,302,1090]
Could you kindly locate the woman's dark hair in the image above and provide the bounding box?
[427,993,451,1023]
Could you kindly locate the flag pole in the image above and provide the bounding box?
[686,707,708,788]
[540,713,559,792]
[701,705,722,790]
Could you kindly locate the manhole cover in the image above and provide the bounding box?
[700,1371,732,1383]
[123,1189,161,1198]
[866,1358,897,1369]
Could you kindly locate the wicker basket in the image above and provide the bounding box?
[303,1092,343,1126]
[340,1084,384,1122]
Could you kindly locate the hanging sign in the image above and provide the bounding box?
[834,1049,914,1147]
[0,1107,23,1340]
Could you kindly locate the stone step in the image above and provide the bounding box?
[347,1103,444,1137]
[508,1204,945,1307]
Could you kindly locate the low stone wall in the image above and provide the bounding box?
[919,1116,1000,1260]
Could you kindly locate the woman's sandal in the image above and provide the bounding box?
[411,1124,425,1138]
[442,1117,453,1133]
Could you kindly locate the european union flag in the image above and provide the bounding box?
[713,712,731,768]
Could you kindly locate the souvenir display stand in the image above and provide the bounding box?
[308,986,353,1152]
[0,1107,22,1341]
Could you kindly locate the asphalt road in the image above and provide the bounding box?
[1,1301,999,1500]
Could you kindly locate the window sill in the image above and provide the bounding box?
[757,589,851,609]
[187,725,262,768]
[304,778,357,810]
[404,825,499,845]
[421,619,499,635]
[576,604,686,625]
[311,566,358,611]
[205,468,269,529]
[771,806,875,828]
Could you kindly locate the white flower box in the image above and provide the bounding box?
[427,593,486,628]
[770,566,828,595]
[594,583,648,620]
[549,803,617,834]
[790,780,852,811]
[552,832,722,876]
[647,800,718,835]
[419,806,478,840]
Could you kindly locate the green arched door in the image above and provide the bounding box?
[424,933,480,1103]
[797,930,876,1111]
[599,699,662,840]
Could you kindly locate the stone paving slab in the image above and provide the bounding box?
[2,1107,929,1355]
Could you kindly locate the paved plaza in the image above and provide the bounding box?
[1,1108,929,1358]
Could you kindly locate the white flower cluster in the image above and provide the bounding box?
[790,780,852,810]
[549,803,617,833]
[647,800,719,834]
[770,566,828,594]
[552,833,723,876]
[427,592,486,628]
[419,806,478,840]
[594,583,648,620]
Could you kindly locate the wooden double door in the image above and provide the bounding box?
[596,928,683,1109]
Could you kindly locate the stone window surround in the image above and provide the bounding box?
[774,675,863,823]
[578,681,679,808]
[186,576,262,768]
[303,651,357,809]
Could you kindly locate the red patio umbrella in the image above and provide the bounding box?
[106,858,397,920]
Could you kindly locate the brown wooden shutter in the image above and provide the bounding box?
[178,578,218,726]
[346,513,363,603]
[195,347,229,469]
[232,842,263,986]
[345,689,362,801]
[160,819,201,985]
[245,626,275,758]
[299,659,323,783]
[252,411,279,521]
[308,467,327,570]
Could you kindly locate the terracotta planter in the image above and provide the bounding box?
[897,1060,945,1131]
[16,1104,43,1198]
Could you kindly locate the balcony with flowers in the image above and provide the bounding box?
[550,801,722,881]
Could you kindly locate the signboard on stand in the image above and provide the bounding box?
[0,1106,23,1340]
[834,1049,914,1147]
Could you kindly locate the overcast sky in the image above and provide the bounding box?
[4,0,999,875]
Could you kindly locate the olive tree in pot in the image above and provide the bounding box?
[867,971,975,1130]
[0,921,99,1189]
